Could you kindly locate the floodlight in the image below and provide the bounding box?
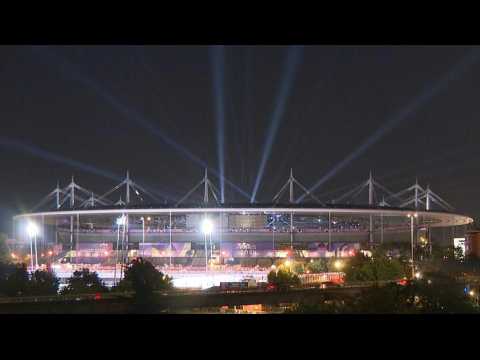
[116,216,126,226]
[334,259,344,270]
[201,218,214,235]
[27,222,38,238]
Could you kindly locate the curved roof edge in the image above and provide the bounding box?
[14,206,474,228]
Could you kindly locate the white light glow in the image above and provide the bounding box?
[26,222,38,237]
[201,218,214,235]
[334,259,344,270]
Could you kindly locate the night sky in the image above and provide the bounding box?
[1,45,480,234]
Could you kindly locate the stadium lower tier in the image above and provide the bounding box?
[56,228,412,244]
[15,227,424,267]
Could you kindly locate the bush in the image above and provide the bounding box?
[0,264,60,297]
[2,263,30,297]
[0,262,17,296]
[61,268,108,295]
[28,270,60,296]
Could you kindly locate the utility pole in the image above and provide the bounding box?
[290,169,294,251]
[125,214,129,268]
[381,213,384,244]
[408,213,418,278]
[70,176,75,262]
[426,185,431,211]
[70,214,74,261]
[169,211,172,267]
[76,213,79,267]
[290,211,294,250]
[368,171,374,244]
[328,211,332,251]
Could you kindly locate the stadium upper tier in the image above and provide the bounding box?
[14,205,473,228]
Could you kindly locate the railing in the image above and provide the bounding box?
[54,224,411,235]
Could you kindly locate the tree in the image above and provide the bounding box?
[0,262,16,296]
[285,300,346,314]
[344,252,405,283]
[28,270,60,296]
[349,284,411,314]
[292,261,305,274]
[306,259,328,273]
[403,274,479,314]
[285,271,480,314]
[0,233,10,264]
[61,268,108,295]
[288,284,408,314]
[374,242,410,259]
[2,263,29,297]
[267,268,300,291]
[425,245,479,277]
[113,258,172,298]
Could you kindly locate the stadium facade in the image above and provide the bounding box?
[11,170,474,288]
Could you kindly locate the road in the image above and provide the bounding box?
[0,284,377,313]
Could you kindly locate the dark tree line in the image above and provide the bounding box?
[287,274,479,314]
[0,264,59,297]
[0,257,172,299]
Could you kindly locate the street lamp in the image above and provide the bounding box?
[114,215,126,285]
[407,213,418,279]
[201,218,213,272]
[272,225,276,258]
[140,216,148,258]
[334,259,344,271]
[26,222,38,271]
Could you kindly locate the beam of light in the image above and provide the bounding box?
[297,48,480,203]
[0,137,176,202]
[250,46,304,203]
[375,142,480,187]
[210,46,226,203]
[318,142,480,203]
[30,46,250,200]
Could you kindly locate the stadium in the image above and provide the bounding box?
[11,170,474,288]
